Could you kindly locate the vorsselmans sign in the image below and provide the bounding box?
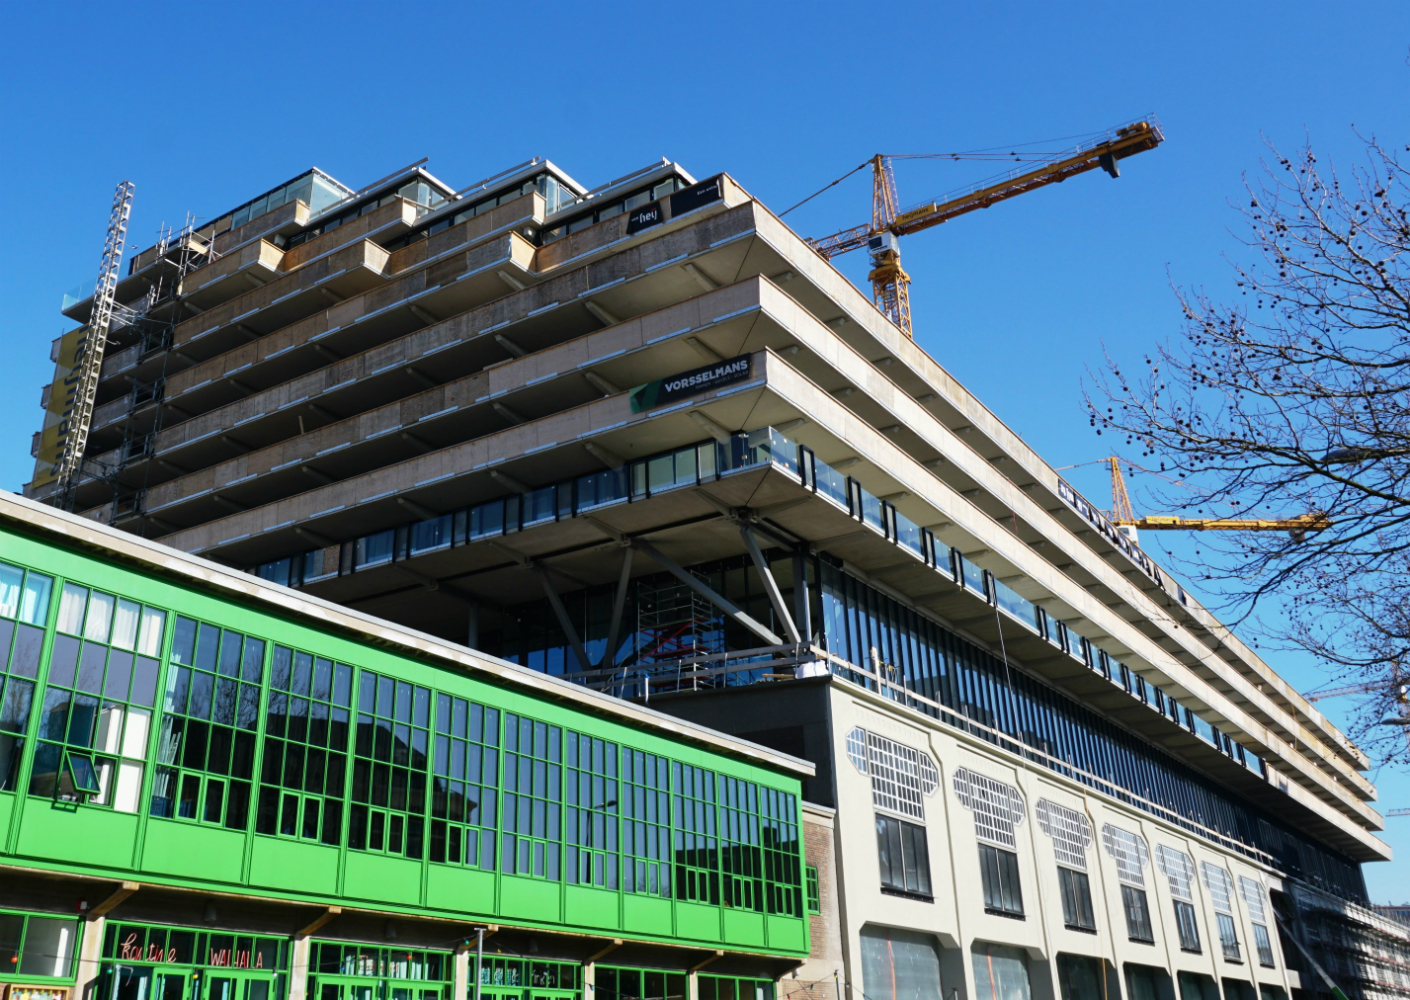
[629,356,752,413]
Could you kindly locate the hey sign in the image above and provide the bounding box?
[629,356,752,413]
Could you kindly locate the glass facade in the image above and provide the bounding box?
[474,957,580,1000]
[227,171,352,232]
[309,942,449,1000]
[0,537,808,956]
[99,921,289,1000]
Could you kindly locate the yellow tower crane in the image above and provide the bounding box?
[806,118,1165,338]
[1106,456,1330,538]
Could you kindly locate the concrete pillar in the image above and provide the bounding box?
[453,946,470,1000]
[793,551,812,644]
[467,605,480,649]
[288,937,312,1000]
[75,915,106,1000]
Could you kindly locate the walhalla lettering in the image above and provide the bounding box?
[629,356,752,413]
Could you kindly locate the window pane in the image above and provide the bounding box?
[84,591,115,643]
[18,916,76,977]
[861,927,943,1000]
[20,573,52,626]
[972,944,1031,1000]
[57,584,87,635]
[111,600,141,650]
[0,565,20,618]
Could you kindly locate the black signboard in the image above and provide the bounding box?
[629,355,752,413]
[626,201,663,234]
[670,175,724,218]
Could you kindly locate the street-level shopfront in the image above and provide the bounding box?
[97,923,289,1000]
[475,957,578,1000]
[308,943,451,1000]
[0,908,83,1000]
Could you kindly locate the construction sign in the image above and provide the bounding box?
[629,356,751,414]
[30,326,92,489]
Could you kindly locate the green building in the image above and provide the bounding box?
[0,491,810,1000]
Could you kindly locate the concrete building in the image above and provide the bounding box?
[25,157,1406,1000]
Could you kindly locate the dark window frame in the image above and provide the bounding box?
[979,843,1025,917]
[1058,867,1096,932]
[1121,885,1154,943]
[877,814,933,901]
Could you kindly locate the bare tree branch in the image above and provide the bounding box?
[1085,133,1410,763]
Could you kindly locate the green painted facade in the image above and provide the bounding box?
[0,520,809,959]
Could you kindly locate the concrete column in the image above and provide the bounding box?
[288,937,312,1000]
[75,915,106,1000]
[793,551,812,644]
[467,605,480,649]
[453,947,470,1000]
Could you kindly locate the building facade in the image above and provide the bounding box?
[26,156,1407,1000]
[0,495,810,1000]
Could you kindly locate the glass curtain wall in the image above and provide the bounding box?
[815,559,1366,901]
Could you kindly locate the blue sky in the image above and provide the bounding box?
[3,2,1410,897]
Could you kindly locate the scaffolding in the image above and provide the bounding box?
[634,575,724,664]
[109,212,220,526]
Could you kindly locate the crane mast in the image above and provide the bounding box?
[808,119,1165,337]
[57,180,134,506]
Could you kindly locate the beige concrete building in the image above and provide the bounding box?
[31,157,1409,1000]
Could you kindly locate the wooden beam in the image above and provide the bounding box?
[588,939,623,963]
[689,951,724,973]
[90,881,139,918]
[296,906,342,939]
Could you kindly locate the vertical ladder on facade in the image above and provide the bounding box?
[56,180,135,507]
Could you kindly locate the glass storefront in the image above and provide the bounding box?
[473,957,579,1000]
[698,975,773,1000]
[594,968,685,1000]
[309,943,451,1000]
[98,922,287,1000]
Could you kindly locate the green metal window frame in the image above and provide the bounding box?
[257,644,354,845]
[621,748,671,898]
[805,865,820,914]
[671,762,719,904]
[310,941,451,1000]
[153,617,265,830]
[565,730,619,889]
[760,785,801,916]
[698,975,775,1000]
[474,957,580,995]
[0,561,52,794]
[718,774,761,910]
[350,669,431,859]
[501,713,563,880]
[430,692,499,869]
[594,966,686,1000]
[0,907,83,982]
[0,536,810,955]
[98,922,289,1000]
[101,921,288,972]
[31,581,166,810]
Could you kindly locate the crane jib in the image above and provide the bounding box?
[800,117,1164,336]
